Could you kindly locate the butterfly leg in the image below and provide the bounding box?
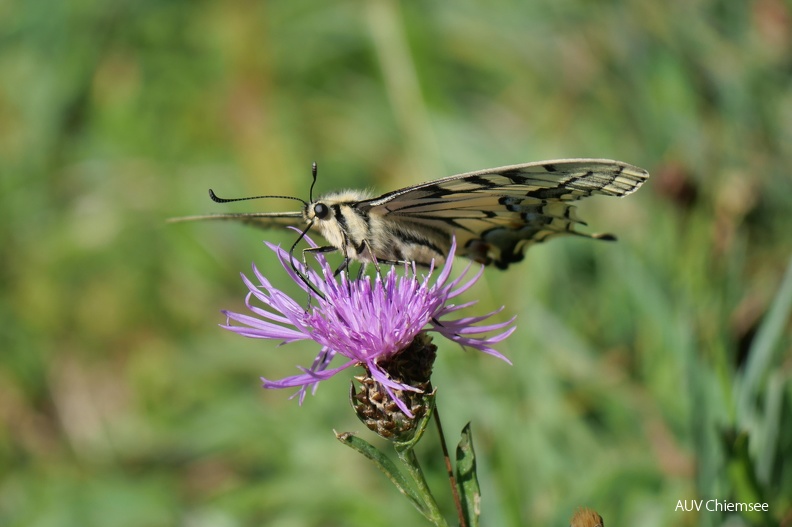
[355,263,367,280]
[300,245,338,307]
[286,222,333,303]
[360,239,389,282]
[332,257,352,277]
[334,234,356,293]
[373,258,408,266]
[303,245,338,258]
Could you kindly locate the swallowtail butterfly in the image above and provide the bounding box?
[172,158,648,270]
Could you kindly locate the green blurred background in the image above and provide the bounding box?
[2,1,790,526]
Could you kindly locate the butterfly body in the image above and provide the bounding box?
[172,158,649,269]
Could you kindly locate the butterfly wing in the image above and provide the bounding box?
[167,211,304,230]
[358,158,648,269]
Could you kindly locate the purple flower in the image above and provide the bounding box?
[221,237,515,416]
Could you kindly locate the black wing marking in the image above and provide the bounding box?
[358,159,648,269]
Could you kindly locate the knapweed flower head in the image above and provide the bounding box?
[222,236,515,418]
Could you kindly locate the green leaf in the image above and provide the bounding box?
[721,430,774,527]
[737,255,792,422]
[337,428,450,526]
[335,431,426,514]
[456,423,481,527]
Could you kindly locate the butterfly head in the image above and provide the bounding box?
[305,201,331,223]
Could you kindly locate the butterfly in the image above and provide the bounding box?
[171,158,648,271]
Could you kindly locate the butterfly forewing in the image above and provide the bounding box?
[169,211,303,229]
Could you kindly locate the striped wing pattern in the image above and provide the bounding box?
[360,159,648,269]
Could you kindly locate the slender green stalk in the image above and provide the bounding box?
[433,407,467,527]
[396,447,450,527]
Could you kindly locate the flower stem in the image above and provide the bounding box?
[396,447,450,527]
[433,406,467,527]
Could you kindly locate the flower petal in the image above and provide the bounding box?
[261,358,358,390]
[222,234,515,411]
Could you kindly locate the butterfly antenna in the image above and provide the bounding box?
[308,162,319,203]
[208,189,307,207]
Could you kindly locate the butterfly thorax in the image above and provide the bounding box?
[304,189,451,265]
[304,190,376,261]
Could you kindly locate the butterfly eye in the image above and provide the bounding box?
[313,203,330,220]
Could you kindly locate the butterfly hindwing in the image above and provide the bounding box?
[358,159,648,268]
